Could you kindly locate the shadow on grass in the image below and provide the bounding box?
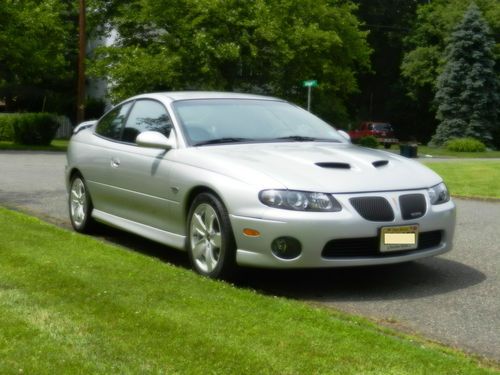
[91,224,485,303]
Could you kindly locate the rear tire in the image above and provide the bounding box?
[187,192,237,279]
[69,175,96,233]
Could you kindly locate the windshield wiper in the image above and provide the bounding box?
[194,137,254,146]
[273,136,340,142]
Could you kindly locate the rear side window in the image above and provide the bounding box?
[95,102,133,140]
[122,100,172,143]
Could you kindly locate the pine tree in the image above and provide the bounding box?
[432,2,499,146]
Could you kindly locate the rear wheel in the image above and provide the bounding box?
[187,193,236,279]
[69,175,95,233]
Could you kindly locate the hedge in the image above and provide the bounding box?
[358,135,379,149]
[0,114,15,141]
[0,113,59,145]
[445,137,486,152]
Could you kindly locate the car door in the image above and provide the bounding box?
[106,99,180,233]
[83,101,134,216]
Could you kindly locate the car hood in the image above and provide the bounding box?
[182,142,442,193]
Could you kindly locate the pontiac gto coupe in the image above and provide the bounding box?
[66,92,456,278]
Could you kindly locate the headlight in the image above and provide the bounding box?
[259,190,342,212]
[428,182,450,205]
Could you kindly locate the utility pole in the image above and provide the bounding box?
[77,0,86,124]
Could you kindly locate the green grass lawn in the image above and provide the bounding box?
[0,208,498,374]
[0,139,68,152]
[384,145,500,158]
[425,161,500,199]
[417,145,500,158]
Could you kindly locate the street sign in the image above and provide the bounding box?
[303,80,318,88]
[303,80,318,111]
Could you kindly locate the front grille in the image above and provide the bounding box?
[349,197,394,222]
[399,194,426,220]
[322,230,443,258]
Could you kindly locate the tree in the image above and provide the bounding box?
[0,0,77,115]
[401,0,499,95]
[89,0,371,124]
[432,3,498,145]
[351,0,429,140]
[400,0,499,144]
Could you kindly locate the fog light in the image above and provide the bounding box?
[271,237,302,259]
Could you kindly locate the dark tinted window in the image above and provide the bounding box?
[95,102,132,140]
[122,100,172,143]
[372,123,392,131]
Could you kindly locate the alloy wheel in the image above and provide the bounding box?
[189,203,222,274]
[70,177,87,227]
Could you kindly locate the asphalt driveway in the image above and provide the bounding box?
[0,151,499,361]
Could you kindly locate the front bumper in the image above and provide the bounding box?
[376,137,399,144]
[229,189,456,268]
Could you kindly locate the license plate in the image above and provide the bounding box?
[380,225,419,252]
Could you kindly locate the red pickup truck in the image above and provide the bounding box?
[348,122,399,149]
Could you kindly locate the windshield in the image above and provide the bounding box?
[370,123,393,131]
[172,99,345,146]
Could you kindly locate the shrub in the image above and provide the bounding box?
[11,113,59,146]
[445,137,486,152]
[0,114,16,141]
[358,136,379,148]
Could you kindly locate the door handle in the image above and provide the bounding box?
[110,157,121,168]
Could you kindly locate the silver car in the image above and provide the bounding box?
[66,92,456,278]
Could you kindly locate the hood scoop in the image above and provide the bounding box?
[315,162,351,169]
[372,160,389,168]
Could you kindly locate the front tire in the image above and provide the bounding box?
[69,175,95,233]
[187,193,236,279]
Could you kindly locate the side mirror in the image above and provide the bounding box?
[337,130,351,143]
[136,131,177,150]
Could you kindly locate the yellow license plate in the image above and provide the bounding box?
[380,225,419,252]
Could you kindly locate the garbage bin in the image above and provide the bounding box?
[400,144,418,158]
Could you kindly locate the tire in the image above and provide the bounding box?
[187,192,237,279]
[384,143,391,149]
[68,174,96,233]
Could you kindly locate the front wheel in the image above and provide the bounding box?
[69,175,95,233]
[187,193,236,279]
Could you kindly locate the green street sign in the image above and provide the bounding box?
[303,80,318,88]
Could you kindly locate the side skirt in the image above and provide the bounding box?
[92,209,186,250]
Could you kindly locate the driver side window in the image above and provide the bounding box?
[122,100,172,143]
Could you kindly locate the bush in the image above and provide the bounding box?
[10,113,59,146]
[445,137,486,152]
[0,114,16,141]
[358,136,379,148]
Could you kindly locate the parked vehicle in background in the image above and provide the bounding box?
[349,122,398,149]
[66,92,455,279]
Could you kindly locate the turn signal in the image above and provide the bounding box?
[243,228,261,237]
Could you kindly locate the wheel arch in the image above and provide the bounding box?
[184,185,224,221]
[69,167,83,181]
[66,167,83,191]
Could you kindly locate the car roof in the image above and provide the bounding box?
[129,91,283,103]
